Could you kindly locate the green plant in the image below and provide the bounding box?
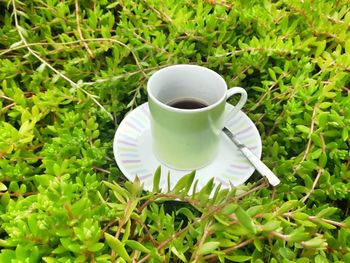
[0,0,349,262]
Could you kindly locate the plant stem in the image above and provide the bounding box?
[301,168,323,203]
[292,105,319,176]
[192,222,212,262]
[74,0,94,58]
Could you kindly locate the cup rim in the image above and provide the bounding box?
[147,64,227,113]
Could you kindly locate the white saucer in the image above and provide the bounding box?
[113,103,262,192]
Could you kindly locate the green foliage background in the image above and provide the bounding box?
[0,0,350,262]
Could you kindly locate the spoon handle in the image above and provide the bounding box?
[223,127,280,186]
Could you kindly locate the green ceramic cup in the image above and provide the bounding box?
[148,64,247,170]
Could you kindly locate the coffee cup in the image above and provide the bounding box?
[147,64,247,170]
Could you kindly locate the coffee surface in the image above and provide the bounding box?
[167,98,208,109]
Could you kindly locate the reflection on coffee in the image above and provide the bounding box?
[166,98,209,109]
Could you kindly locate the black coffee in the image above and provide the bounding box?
[167,98,208,109]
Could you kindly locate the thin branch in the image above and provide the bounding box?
[309,216,345,228]
[325,15,347,26]
[134,218,159,247]
[141,0,173,23]
[111,218,124,260]
[1,102,16,112]
[132,251,139,263]
[0,95,14,102]
[271,187,276,200]
[215,47,297,58]
[138,193,199,213]
[100,219,119,240]
[203,237,260,261]
[63,203,75,220]
[207,180,268,217]
[93,167,111,174]
[269,231,290,241]
[74,0,94,58]
[283,212,346,229]
[137,224,189,263]
[301,168,323,203]
[2,37,162,87]
[84,64,168,85]
[246,82,279,113]
[1,38,110,56]
[114,219,124,240]
[231,66,251,82]
[0,191,37,197]
[192,223,212,262]
[292,105,318,176]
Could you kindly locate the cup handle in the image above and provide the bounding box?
[209,87,247,136]
[225,87,248,122]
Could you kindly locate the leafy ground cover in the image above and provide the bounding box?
[0,0,350,262]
